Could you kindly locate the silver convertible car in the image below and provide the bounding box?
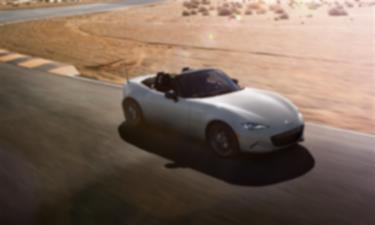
[122,68,304,157]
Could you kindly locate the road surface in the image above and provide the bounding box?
[0,62,374,225]
[0,0,162,25]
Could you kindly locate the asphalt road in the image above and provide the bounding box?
[0,62,374,225]
[0,0,162,25]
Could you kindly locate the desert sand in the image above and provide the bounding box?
[0,0,374,133]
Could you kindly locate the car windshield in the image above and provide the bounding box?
[177,69,241,98]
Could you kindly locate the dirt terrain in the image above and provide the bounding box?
[0,0,374,133]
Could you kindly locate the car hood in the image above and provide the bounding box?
[200,88,300,127]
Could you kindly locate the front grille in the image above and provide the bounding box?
[271,125,304,147]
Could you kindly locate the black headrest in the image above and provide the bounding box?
[156,72,171,86]
[182,67,191,72]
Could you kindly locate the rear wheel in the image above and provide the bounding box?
[122,99,143,127]
[207,122,239,157]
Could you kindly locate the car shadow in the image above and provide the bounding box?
[118,122,315,186]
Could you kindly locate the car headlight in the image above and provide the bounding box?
[298,112,304,121]
[242,122,269,130]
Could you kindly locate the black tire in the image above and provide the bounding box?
[122,99,143,127]
[207,122,239,158]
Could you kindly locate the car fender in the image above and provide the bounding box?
[123,78,153,105]
[187,100,248,140]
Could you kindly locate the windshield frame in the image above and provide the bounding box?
[176,69,242,98]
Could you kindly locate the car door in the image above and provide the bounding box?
[141,89,189,132]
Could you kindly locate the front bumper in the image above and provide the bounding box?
[237,124,304,153]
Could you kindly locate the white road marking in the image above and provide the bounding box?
[49,65,79,77]
[0,53,27,62]
[18,58,54,68]
[0,49,9,54]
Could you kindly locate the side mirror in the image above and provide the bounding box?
[165,90,178,102]
[232,78,239,85]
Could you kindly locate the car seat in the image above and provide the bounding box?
[155,72,173,93]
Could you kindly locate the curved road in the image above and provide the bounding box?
[0,0,163,25]
[0,63,374,225]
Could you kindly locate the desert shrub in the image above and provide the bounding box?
[198,6,208,12]
[245,9,253,15]
[198,6,209,15]
[201,0,210,5]
[269,4,279,11]
[182,10,190,16]
[247,3,262,10]
[183,0,200,9]
[256,8,267,15]
[345,2,354,7]
[202,10,209,16]
[231,7,241,15]
[217,7,232,16]
[269,4,284,14]
[288,0,296,8]
[233,2,243,8]
[191,2,199,9]
[328,7,348,16]
[307,2,321,10]
[276,8,285,14]
[183,1,192,8]
[278,13,289,20]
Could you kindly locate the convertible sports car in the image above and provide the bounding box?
[122,68,304,157]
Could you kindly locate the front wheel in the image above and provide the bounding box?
[122,99,143,127]
[207,122,239,158]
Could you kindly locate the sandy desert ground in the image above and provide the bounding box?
[0,0,374,133]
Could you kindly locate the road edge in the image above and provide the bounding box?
[0,48,80,77]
